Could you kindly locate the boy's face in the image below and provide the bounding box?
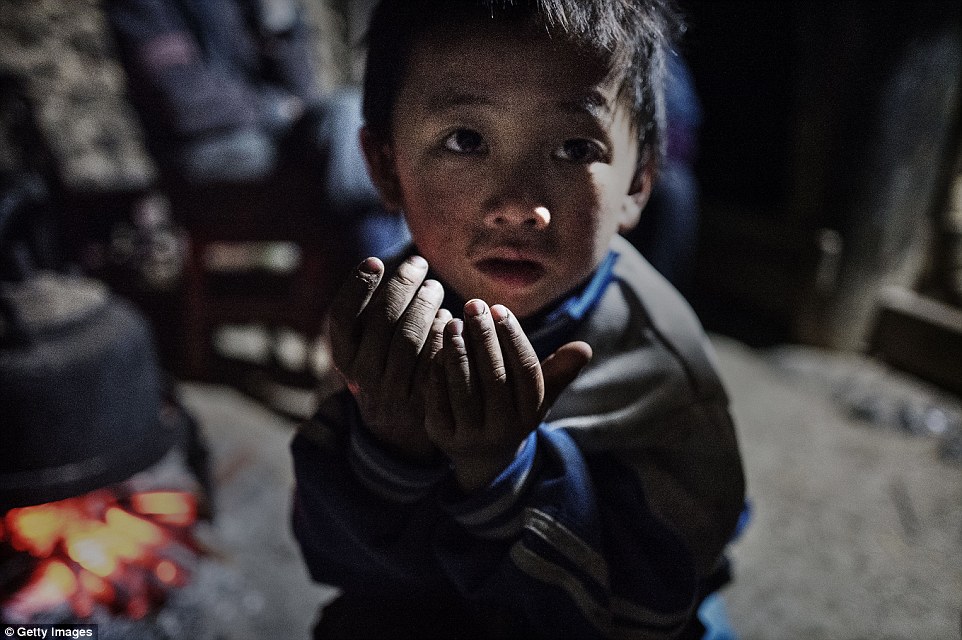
[363,23,652,319]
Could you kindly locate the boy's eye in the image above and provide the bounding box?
[554,139,605,164]
[443,128,486,154]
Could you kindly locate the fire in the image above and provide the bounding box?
[131,491,197,526]
[1,488,199,622]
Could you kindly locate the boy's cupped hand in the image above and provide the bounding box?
[329,255,450,462]
[424,299,592,493]
[329,256,592,490]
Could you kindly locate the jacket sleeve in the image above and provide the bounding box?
[290,391,450,596]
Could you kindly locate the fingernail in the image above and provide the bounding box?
[490,304,509,321]
[464,299,487,317]
[408,255,428,268]
[422,279,440,291]
[358,257,380,274]
[446,318,464,336]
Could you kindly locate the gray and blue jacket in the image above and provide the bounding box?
[291,235,745,639]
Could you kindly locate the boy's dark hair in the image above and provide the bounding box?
[362,0,682,168]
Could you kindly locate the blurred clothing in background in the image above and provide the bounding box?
[106,0,409,260]
[625,51,702,292]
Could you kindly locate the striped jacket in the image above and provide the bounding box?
[291,235,745,638]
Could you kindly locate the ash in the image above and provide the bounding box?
[25,558,264,640]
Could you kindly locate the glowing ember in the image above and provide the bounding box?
[1,488,199,622]
[131,491,197,526]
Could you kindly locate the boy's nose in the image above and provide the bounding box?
[482,160,551,230]
[483,204,551,230]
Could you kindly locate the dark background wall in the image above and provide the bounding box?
[679,0,962,349]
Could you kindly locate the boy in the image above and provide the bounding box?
[291,0,745,637]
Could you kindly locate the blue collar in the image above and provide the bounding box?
[526,250,619,359]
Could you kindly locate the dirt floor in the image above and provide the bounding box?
[176,335,962,640]
[716,338,961,640]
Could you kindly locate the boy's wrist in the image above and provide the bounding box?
[449,441,529,493]
[442,432,540,539]
[451,458,511,494]
[355,402,440,465]
[349,424,447,504]
[366,424,442,465]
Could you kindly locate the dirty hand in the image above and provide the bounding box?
[424,299,592,492]
[328,255,450,461]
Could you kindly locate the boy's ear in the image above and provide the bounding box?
[360,126,403,211]
[617,157,655,234]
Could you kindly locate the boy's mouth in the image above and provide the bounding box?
[475,258,546,289]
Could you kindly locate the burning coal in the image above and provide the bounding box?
[1,488,199,623]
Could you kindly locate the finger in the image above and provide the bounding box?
[463,299,511,414]
[442,318,478,430]
[414,307,452,394]
[354,255,429,375]
[423,353,455,443]
[541,341,593,416]
[427,308,453,359]
[383,279,445,398]
[491,304,543,422]
[328,257,383,370]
